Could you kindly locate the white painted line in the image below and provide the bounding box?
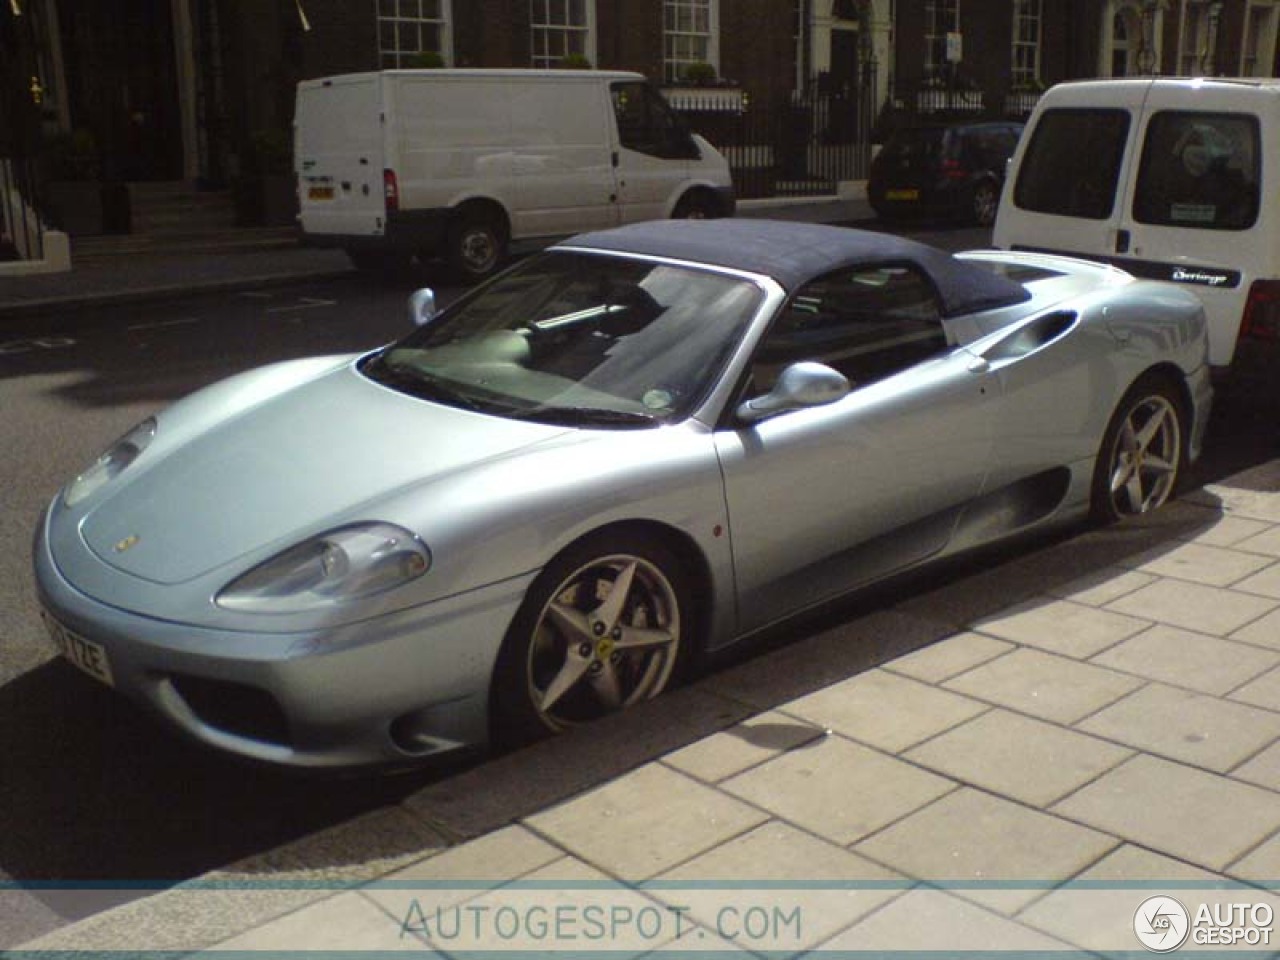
[265,297,338,314]
[127,318,200,332]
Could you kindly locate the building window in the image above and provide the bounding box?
[531,0,596,68]
[664,0,719,83]
[1012,0,1042,88]
[1242,3,1277,75]
[378,0,451,68]
[1178,1,1217,74]
[924,0,960,82]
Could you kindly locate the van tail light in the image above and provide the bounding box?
[940,159,967,180]
[1241,279,1280,341]
[383,169,399,213]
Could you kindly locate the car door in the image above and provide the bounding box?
[609,81,697,222]
[997,83,1147,260]
[713,264,1000,635]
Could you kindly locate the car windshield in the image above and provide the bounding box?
[363,250,764,427]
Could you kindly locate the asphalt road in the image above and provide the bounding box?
[0,222,1274,945]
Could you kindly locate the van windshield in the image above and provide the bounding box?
[1133,111,1260,231]
[1013,108,1130,219]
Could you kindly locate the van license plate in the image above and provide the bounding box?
[886,189,919,201]
[308,186,335,201]
[42,610,115,687]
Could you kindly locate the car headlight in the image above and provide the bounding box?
[216,523,431,614]
[63,418,157,508]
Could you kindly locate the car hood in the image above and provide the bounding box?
[80,362,570,585]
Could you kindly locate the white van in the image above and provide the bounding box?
[294,69,735,280]
[994,77,1280,370]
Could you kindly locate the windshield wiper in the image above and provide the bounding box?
[511,405,659,427]
[364,353,484,412]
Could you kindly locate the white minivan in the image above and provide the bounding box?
[994,77,1280,370]
[294,69,735,280]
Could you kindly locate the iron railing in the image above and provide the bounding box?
[0,155,45,262]
[668,68,878,199]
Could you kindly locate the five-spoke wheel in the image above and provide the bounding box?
[1092,376,1184,522]
[491,533,688,743]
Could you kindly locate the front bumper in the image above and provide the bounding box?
[33,508,533,769]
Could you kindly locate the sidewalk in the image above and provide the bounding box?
[10,460,1280,956]
[7,192,1280,956]
[0,194,876,322]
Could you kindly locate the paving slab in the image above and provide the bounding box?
[1232,740,1280,791]
[880,630,1013,683]
[1092,624,1280,696]
[943,647,1143,724]
[780,667,988,753]
[1104,577,1279,635]
[1233,523,1280,557]
[815,887,1074,952]
[1231,606,1280,651]
[1078,682,1280,773]
[1127,540,1276,587]
[1045,565,1158,607]
[854,787,1118,915]
[1232,559,1280,599]
[969,596,1151,658]
[203,890,418,952]
[721,733,956,846]
[1017,845,1226,952]
[1172,513,1275,548]
[662,710,827,784]
[1229,664,1280,712]
[526,763,768,882]
[656,821,902,951]
[1052,754,1280,871]
[904,708,1133,807]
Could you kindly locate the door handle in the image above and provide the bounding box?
[1115,229,1131,253]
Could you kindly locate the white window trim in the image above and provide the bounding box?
[1011,0,1042,87]
[663,0,720,84]
[1240,1,1279,76]
[923,0,960,82]
[377,0,454,68]
[530,0,598,69]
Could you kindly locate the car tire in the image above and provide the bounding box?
[446,209,507,283]
[1090,374,1185,523]
[489,530,691,747]
[971,180,1000,227]
[672,190,719,219]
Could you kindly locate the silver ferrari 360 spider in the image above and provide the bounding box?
[34,220,1211,768]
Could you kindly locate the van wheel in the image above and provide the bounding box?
[673,191,718,220]
[971,180,1000,227]
[446,211,506,283]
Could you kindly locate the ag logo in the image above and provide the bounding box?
[1135,896,1190,952]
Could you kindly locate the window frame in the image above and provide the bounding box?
[1011,0,1042,90]
[663,0,720,85]
[377,0,453,69]
[530,0,597,69]
[924,0,961,83]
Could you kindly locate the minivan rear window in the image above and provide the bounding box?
[1014,109,1130,219]
[1133,111,1260,231]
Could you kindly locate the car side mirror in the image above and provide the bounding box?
[736,361,850,423]
[409,288,437,328]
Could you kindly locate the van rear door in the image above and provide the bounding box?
[996,81,1148,262]
[1118,82,1265,365]
[295,74,386,239]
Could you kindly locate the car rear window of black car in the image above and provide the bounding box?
[1014,108,1130,219]
[1133,111,1260,231]
[881,127,947,161]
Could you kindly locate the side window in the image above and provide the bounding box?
[611,82,696,159]
[1014,108,1130,219]
[749,265,949,394]
[1133,111,1260,231]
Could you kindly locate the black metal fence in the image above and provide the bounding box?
[669,69,878,199]
[0,155,44,262]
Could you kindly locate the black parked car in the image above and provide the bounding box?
[868,121,1024,227]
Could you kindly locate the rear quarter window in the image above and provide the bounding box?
[1133,111,1260,231]
[1014,108,1130,219]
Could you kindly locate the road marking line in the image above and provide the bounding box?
[265,298,338,314]
[127,318,200,332]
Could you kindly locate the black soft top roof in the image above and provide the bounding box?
[559,219,1030,317]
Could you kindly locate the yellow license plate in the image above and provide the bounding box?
[308,186,335,200]
[886,189,920,201]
